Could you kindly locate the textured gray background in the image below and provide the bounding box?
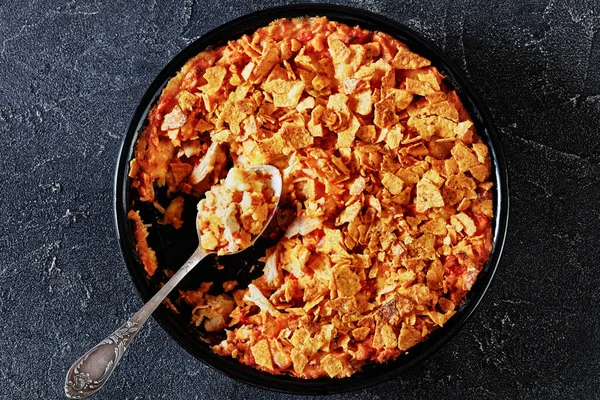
[1,0,599,399]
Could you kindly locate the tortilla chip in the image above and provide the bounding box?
[333,265,362,297]
[200,66,227,95]
[416,177,444,212]
[356,125,377,143]
[291,349,308,375]
[426,258,444,290]
[405,78,436,96]
[336,115,360,148]
[391,46,431,69]
[265,79,305,108]
[374,96,398,129]
[251,339,274,370]
[321,354,346,378]
[336,201,362,226]
[381,172,404,195]
[451,141,480,172]
[252,44,281,81]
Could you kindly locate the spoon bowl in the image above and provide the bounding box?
[196,164,283,255]
[65,165,282,399]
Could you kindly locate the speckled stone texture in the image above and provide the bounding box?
[1,0,599,399]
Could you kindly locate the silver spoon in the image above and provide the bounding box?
[65,165,282,399]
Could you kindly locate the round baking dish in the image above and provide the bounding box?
[114,4,509,395]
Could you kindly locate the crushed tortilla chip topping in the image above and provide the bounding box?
[129,17,494,379]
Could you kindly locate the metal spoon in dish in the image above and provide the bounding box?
[65,165,282,399]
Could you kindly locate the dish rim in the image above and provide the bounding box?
[114,3,510,395]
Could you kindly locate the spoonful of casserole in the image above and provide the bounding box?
[65,165,282,399]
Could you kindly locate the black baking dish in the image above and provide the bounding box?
[114,4,509,395]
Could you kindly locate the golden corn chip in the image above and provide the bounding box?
[390,88,413,111]
[303,336,321,357]
[391,46,431,69]
[479,181,493,191]
[279,122,313,153]
[442,187,464,207]
[343,77,361,95]
[252,44,281,81]
[333,265,362,297]
[472,199,493,218]
[375,322,397,349]
[394,168,420,184]
[472,142,489,162]
[438,297,455,313]
[455,120,474,143]
[296,96,315,112]
[422,169,444,187]
[290,327,310,349]
[420,218,447,236]
[348,176,366,196]
[426,258,444,290]
[318,228,347,255]
[336,201,362,226]
[381,172,404,195]
[428,100,460,122]
[374,97,398,129]
[351,90,373,115]
[169,162,192,187]
[176,90,198,111]
[446,90,471,121]
[348,43,368,70]
[356,125,377,143]
[384,126,404,150]
[328,38,352,64]
[321,354,346,378]
[381,69,395,92]
[310,73,330,91]
[351,326,370,341]
[405,142,429,157]
[411,233,436,260]
[327,93,350,115]
[355,58,392,80]
[455,212,476,236]
[451,141,480,172]
[456,198,471,212]
[414,67,442,90]
[240,62,255,81]
[200,66,227,96]
[416,177,445,213]
[303,277,329,302]
[328,296,358,314]
[251,339,274,370]
[444,158,459,176]
[285,215,324,238]
[470,164,490,182]
[291,349,308,375]
[405,78,436,96]
[264,79,305,108]
[450,215,465,233]
[427,309,456,326]
[336,115,360,148]
[194,118,214,133]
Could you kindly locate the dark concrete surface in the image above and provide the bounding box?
[1,0,599,399]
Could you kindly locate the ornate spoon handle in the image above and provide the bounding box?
[65,247,207,399]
